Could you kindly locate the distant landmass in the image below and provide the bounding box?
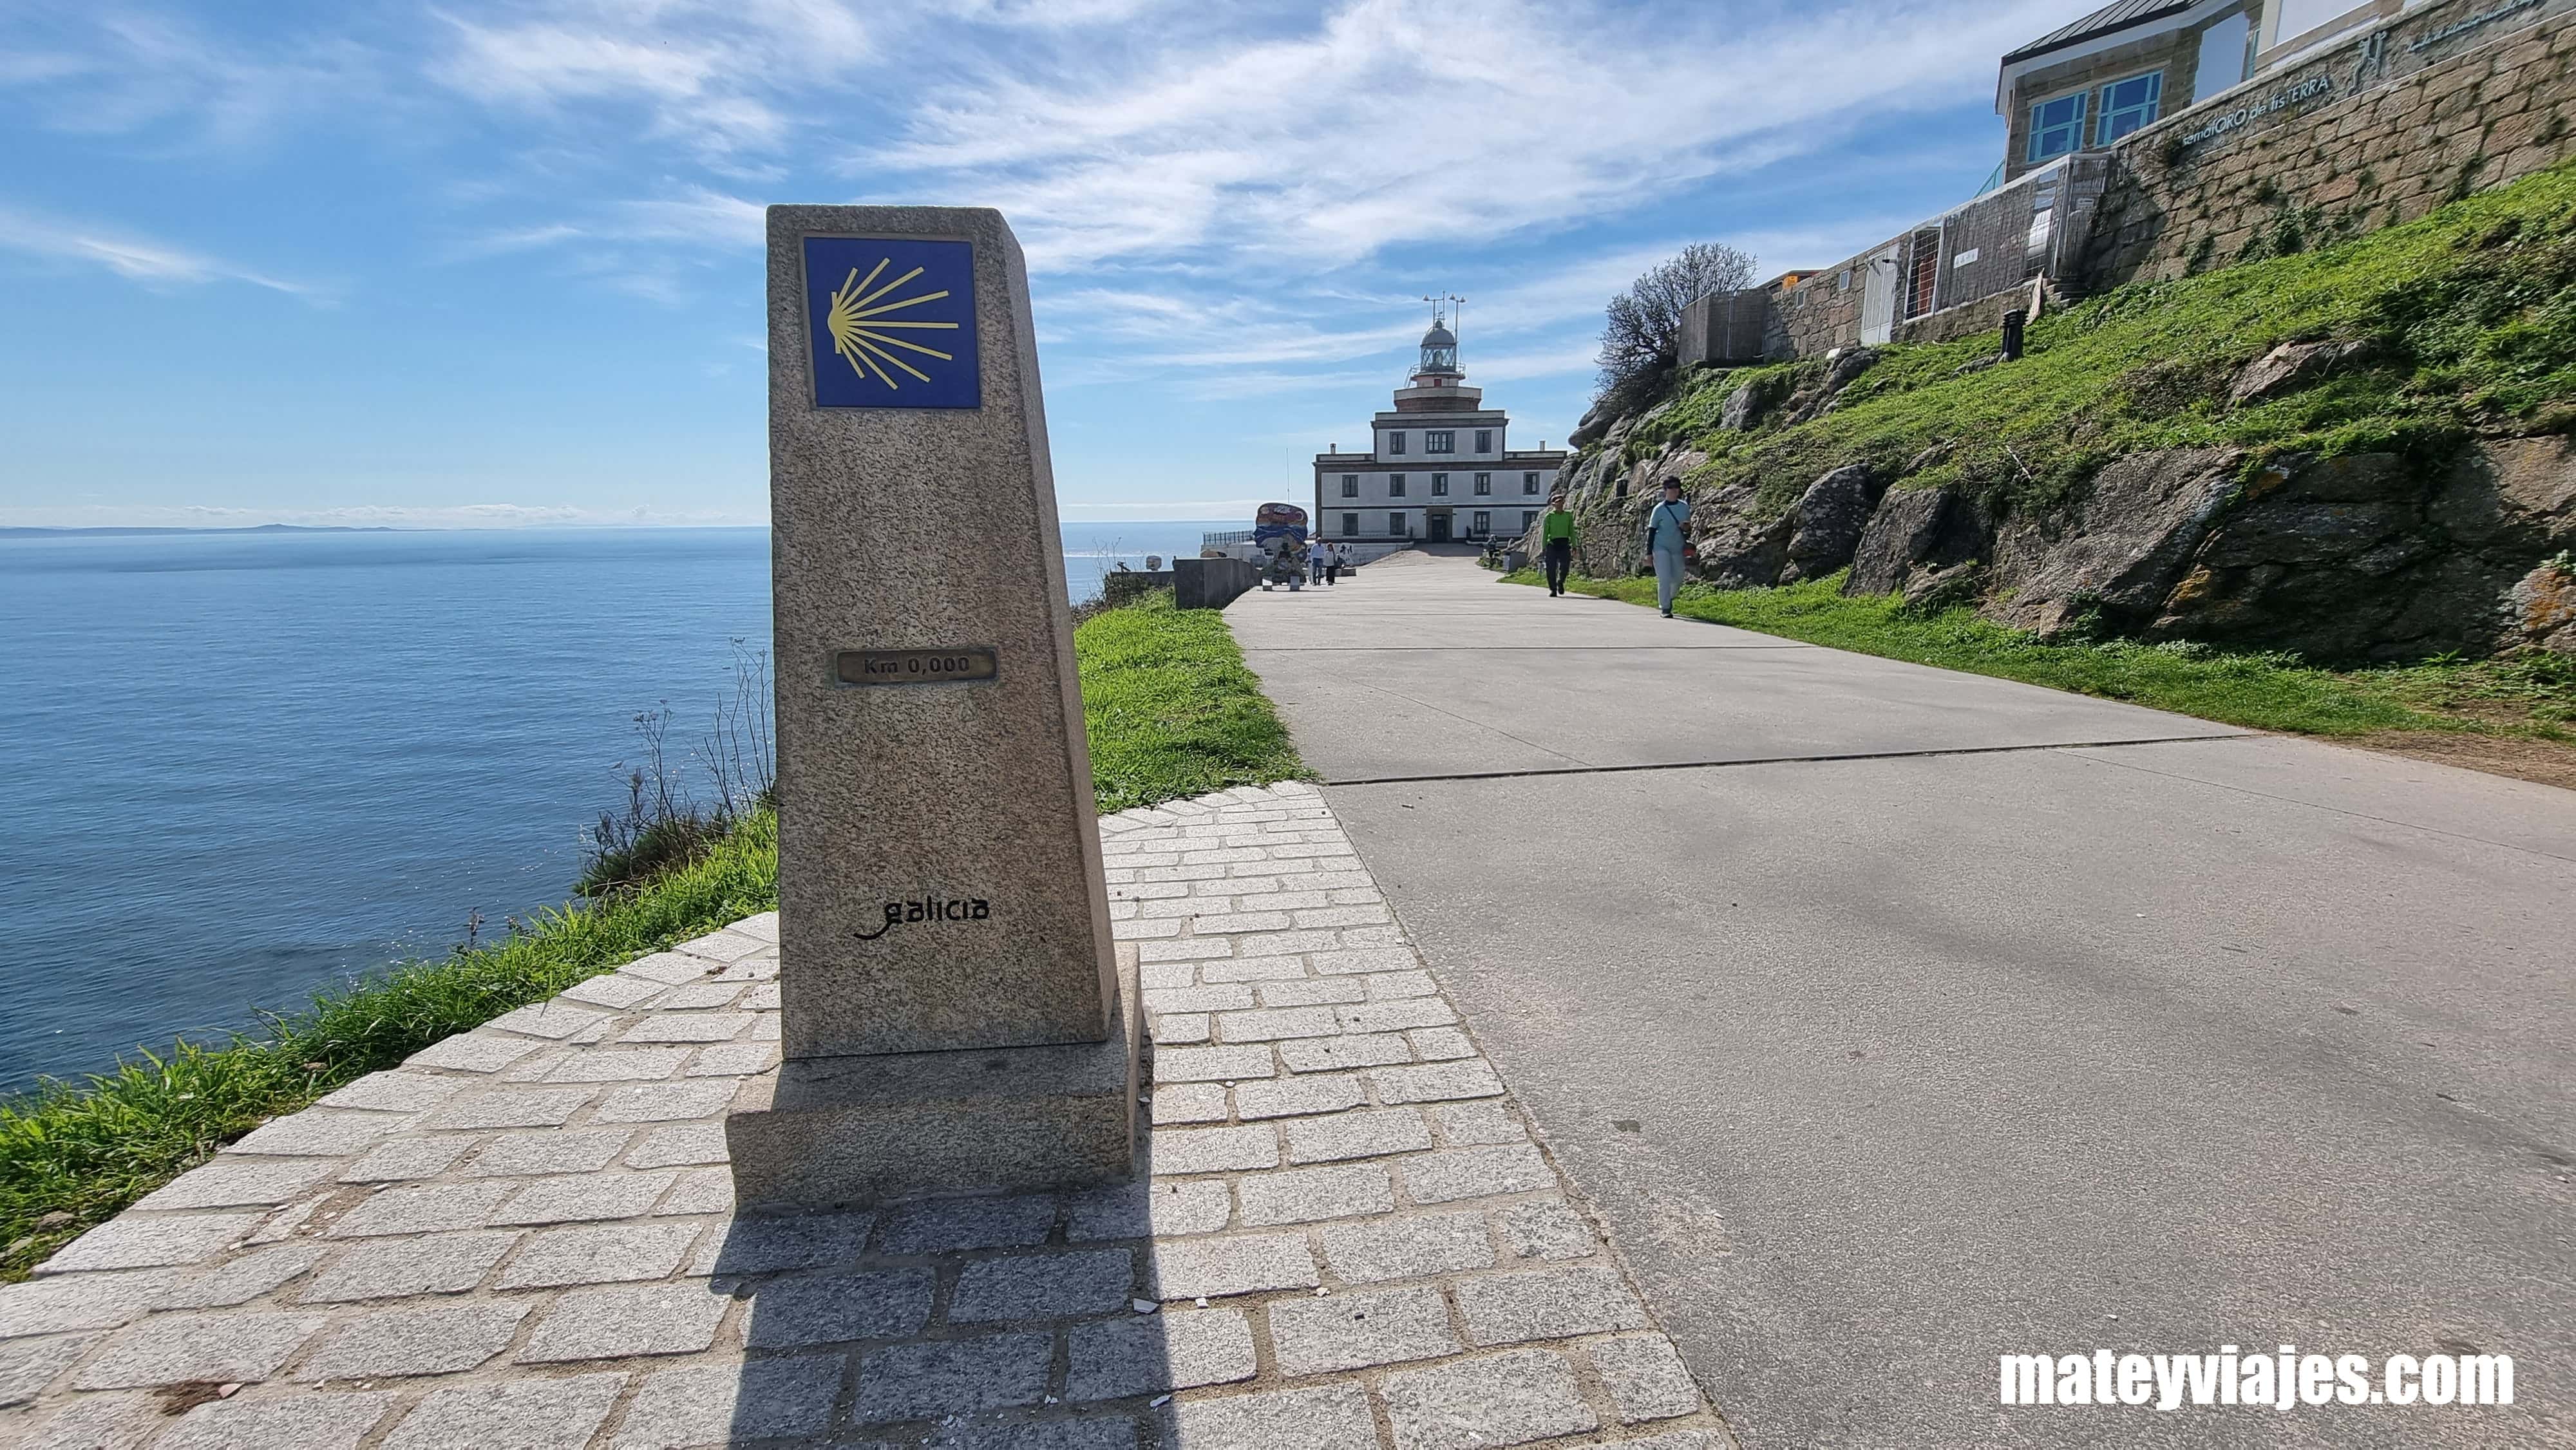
[0,523,404,538]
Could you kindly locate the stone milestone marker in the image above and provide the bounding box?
[726,205,1139,1209]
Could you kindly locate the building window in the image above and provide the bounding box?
[1426,430,1455,454]
[1387,431,1406,455]
[1431,473,1449,496]
[1473,511,1491,535]
[1390,513,1409,536]
[1522,510,1539,531]
[1341,513,1359,536]
[2095,71,2163,146]
[2026,89,2088,164]
[1473,473,1491,495]
[1523,472,1539,493]
[1340,475,1358,498]
[1388,473,1406,497]
[1475,429,1493,452]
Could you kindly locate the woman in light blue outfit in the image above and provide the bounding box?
[1643,478,1693,617]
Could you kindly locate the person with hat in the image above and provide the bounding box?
[1643,478,1692,618]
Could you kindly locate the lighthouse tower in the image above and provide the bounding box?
[1310,303,1567,548]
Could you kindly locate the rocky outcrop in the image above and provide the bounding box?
[1780,465,1882,584]
[1845,484,1989,596]
[1987,449,2248,636]
[2228,339,2376,408]
[2509,564,2576,653]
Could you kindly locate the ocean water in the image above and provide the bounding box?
[0,520,1231,1089]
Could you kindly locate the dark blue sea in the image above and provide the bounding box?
[0,521,1219,1089]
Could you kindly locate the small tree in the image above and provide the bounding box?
[1596,241,1757,413]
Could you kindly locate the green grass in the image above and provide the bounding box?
[1076,589,1312,811]
[1618,162,2576,521]
[1507,568,2576,742]
[1,590,1305,1279]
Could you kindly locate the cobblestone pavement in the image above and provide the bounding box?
[1,783,1734,1450]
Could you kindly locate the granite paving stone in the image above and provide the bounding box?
[19,1388,169,1449]
[1233,1074,1367,1121]
[1454,1265,1649,1346]
[1400,1144,1553,1205]
[611,1356,842,1447]
[484,1002,613,1040]
[489,1170,677,1225]
[1319,1212,1495,1284]
[1254,977,1368,1008]
[1153,1125,1280,1175]
[155,1389,398,1450]
[1065,1180,1232,1241]
[1146,1234,1319,1300]
[420,1087,595,1131]
[1406,1028,1477,1062]
[461,1127,633,1177]
[35,1212,260,1274]
[229,1111,417,1157]
[1267,1285,1459,1375]
[152,1243,329,1310]
[517,1281,730,1362]
[851,1332,1051,1422]
[556,974,667,1010]
[1155,1046,1278,1082]
[685,1041,780,1077]
[496,1221,701,1289]
[744,1268,934,1348]
[292,1299,533,1380]
[616,1012,755,1044]
[380,1371,627,1450]
[1235,1163,1394,1226]
[1278,1033,1414,1074]
[315,1071,466,1114]
[696,1212,873,1276]
[71,1310,325,1389]
[298,1232,519,1303]
[1361,971,1439,1001]
[1592,1334,1704,1422]
[1159,1384,1379,1450]
[1285,1108,1435,1165]
[338,1135,475,1183]
[877,1194,1059,1255]
[402,1034,542,1074]
[1,1270,173,1339]
[627,1120,731,1169]
[594,1080,737,1122]
[677,928,767,963]
[539,1047,693,1082]
[652,1166,734,1216]
[1066,1308,1258,1400]
[324,1181,520,1238]
[1493,1200,1602,1262]
[949,1248,1135,1322]
[1380,1348,1596,1450]
[1370,1060,1504,1105]
[1150,1082,1230,1125]
[1197,957,1317,983]
[0,1334,94,1408]
[652,981,746,1010]
[620,951,712,984]
[1428,1102,1526,1147]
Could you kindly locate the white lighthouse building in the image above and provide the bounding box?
[1311,312,1566,547]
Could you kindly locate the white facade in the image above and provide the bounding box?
[1311,321,1566,545]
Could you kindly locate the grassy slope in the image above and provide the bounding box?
[1508,569,2575,744]
[1627,162,2576,520]
[1,590,1305,1279]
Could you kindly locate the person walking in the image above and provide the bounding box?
[1643,478,1693,618]
[1324,542,1345,586]
[1540,494,1577,597]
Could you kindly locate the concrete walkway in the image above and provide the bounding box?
[1,784,1728,1450]
[1231,554,2576,1449]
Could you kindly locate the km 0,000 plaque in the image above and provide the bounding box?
[834,646,999,687]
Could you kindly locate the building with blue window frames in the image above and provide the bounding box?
[1996,1,2266,183]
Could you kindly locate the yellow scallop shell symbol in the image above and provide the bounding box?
[826,260,960,390]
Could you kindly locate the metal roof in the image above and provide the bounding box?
[2002,0,2198,65]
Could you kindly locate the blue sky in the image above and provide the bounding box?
[0,0,2073,527]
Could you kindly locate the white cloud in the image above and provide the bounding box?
[0,204,319,298]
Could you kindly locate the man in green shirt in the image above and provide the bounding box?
[1540,494,1577,597]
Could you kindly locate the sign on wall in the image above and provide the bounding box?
[801,237,983,410]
